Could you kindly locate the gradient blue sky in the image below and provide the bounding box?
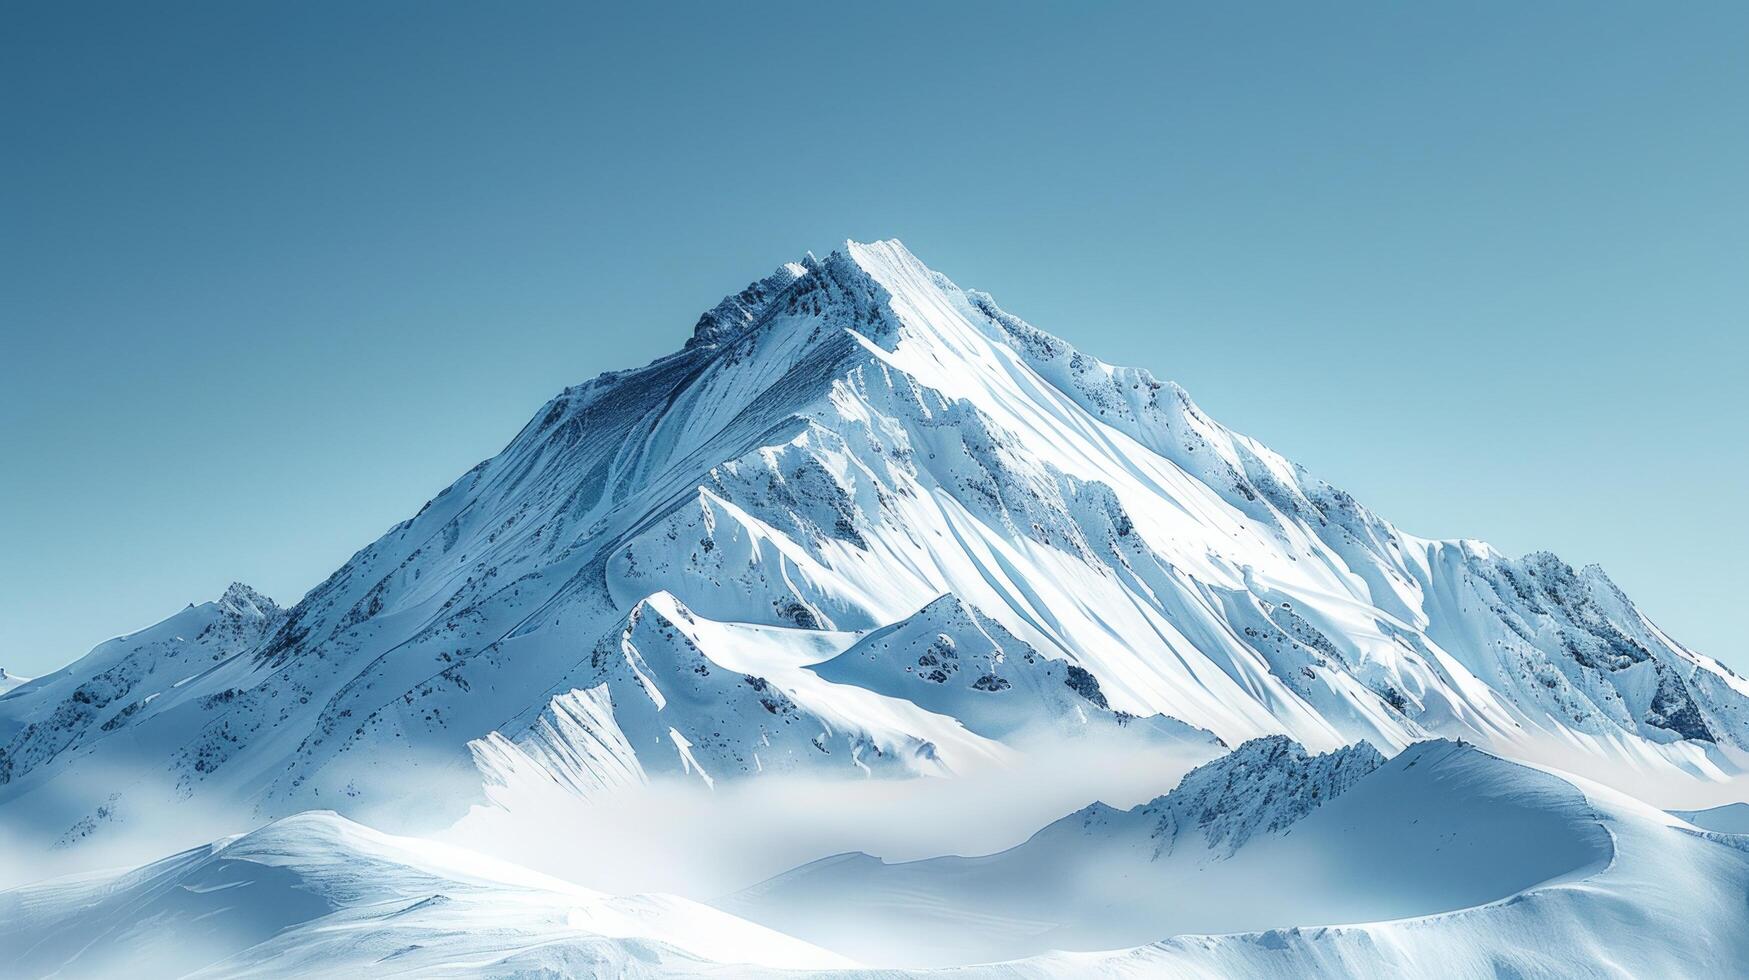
[3,2,1745,676]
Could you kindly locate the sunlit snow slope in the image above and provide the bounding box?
[4,240,1746,851]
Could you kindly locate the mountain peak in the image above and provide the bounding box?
[1133,735,1385,857]
[841,237,928,272]
[218,582,279,619]
[683,239,938,354]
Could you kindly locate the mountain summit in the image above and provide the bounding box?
[3,240,1744,839]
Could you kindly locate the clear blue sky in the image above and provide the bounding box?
[3,2,1744,676]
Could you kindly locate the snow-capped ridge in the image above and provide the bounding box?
[1075,734,1385,859]
[0,582,286,794]
[686,260,811,349]
[217,581,279,619]
[470,684,648,807]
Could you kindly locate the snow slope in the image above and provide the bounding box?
[810,594,1209,745]
[4,239,1746,859]
[0,809,853,979]
[0,668,30,696]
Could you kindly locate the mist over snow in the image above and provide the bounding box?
[4,241,1747,977]
[447,725,1221,899]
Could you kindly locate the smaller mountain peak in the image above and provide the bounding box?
[1521,550,1576,574]
[218,582,279,619]
[628,590,695,625]
[686,261,813,350]
[1137,735,1385,857]
[1576,562,1631,602]
[1393,737,1475,762]
[887,595,1034,657]
[911,592,978,623]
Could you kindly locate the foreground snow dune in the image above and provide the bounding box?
[2,240,1747,976]
[0,810,854,978]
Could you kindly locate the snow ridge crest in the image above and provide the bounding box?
[1138,735,1384,858]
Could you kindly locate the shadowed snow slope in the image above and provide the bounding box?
[1673,801,1749,834]
[971,776,1749,979]
[0,810,853,979]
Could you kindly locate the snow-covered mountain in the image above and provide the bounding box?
[4,239,1745,853]
[4,238,1748,979]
